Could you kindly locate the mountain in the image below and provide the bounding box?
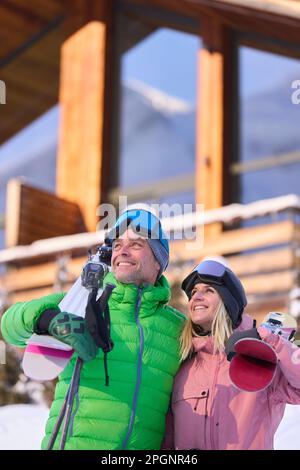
[240,74,300,203]
[120,80,195,187]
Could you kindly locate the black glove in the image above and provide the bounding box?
[34,309,97,362]
[225,328,261,361]
[34,309,59,334]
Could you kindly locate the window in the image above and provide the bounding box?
[0,106,59,249]
[110,5,200,211]
[236,46,300,204]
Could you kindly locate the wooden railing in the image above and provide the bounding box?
[1,194,300,325]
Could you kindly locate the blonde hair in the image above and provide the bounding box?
[180,300,233,361]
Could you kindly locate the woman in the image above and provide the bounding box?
[163,259,300,450]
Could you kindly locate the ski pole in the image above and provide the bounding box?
[59,356,83,450]
[46,357,82,450]
[47,386,70,450]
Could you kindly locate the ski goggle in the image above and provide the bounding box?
[182,259,247,328]
[105,209,169,253]
[194,260,226,280]
[182,260,229,298]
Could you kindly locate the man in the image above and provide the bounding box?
[1,208,185,450]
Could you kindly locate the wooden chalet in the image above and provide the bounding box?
[1,0,300,331]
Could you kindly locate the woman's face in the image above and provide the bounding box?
[188,282,221,331]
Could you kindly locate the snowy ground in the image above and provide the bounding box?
[274,404,300,450]
[0,403,299,449]
[0,404,49,450]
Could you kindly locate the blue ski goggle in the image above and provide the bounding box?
[105,209,169,254]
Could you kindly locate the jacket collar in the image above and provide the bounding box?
[103,271,171,309]
[192,335,215,354]
[191,313,254,354]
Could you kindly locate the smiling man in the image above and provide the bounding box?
[112,230,160,285]
[1,208,186,450]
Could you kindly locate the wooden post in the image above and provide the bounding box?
[57,1,114,232]
[195,17,236,238]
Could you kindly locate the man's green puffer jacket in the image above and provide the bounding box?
[1,272,185,450]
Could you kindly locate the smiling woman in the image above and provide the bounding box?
[162,259,300,450]
[188,283,221,333]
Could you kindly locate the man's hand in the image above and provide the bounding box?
[48,312,98,362]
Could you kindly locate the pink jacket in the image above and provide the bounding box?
[162,314,300,450]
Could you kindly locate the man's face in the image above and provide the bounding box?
[111,229,160,286]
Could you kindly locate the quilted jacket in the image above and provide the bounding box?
[1,272,185,449]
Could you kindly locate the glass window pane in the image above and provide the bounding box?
[117,27,200,208]
[238,46,300,204]
[0,106,58,249]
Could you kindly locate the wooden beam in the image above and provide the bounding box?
[125,0,210,21]
[171,220,297,262]
[241,270,295,295]
[195,17,236,239]
[194,0,300,44]
[57,0,114,232]
[0,0,64,60]
[4,266,294,303]
[201,0,300,21]
[196,17,223,210]
[9,287,60,304]
[226,247,294,276]
[0,22,63,143]
[168,268,294,295]
[129,0,300,44]
[5,179,21,249]
[3,257,85,292]
[2,227,296,292]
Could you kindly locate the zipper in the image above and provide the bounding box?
[209,356,221,449]
[121,287,144,449]
[204,392,209,450]
[193,398,200,411]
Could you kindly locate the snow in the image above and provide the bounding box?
[274,404,300,450]
[125,79,193,114]
[0,403,299,449]
[0,404,48,450]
